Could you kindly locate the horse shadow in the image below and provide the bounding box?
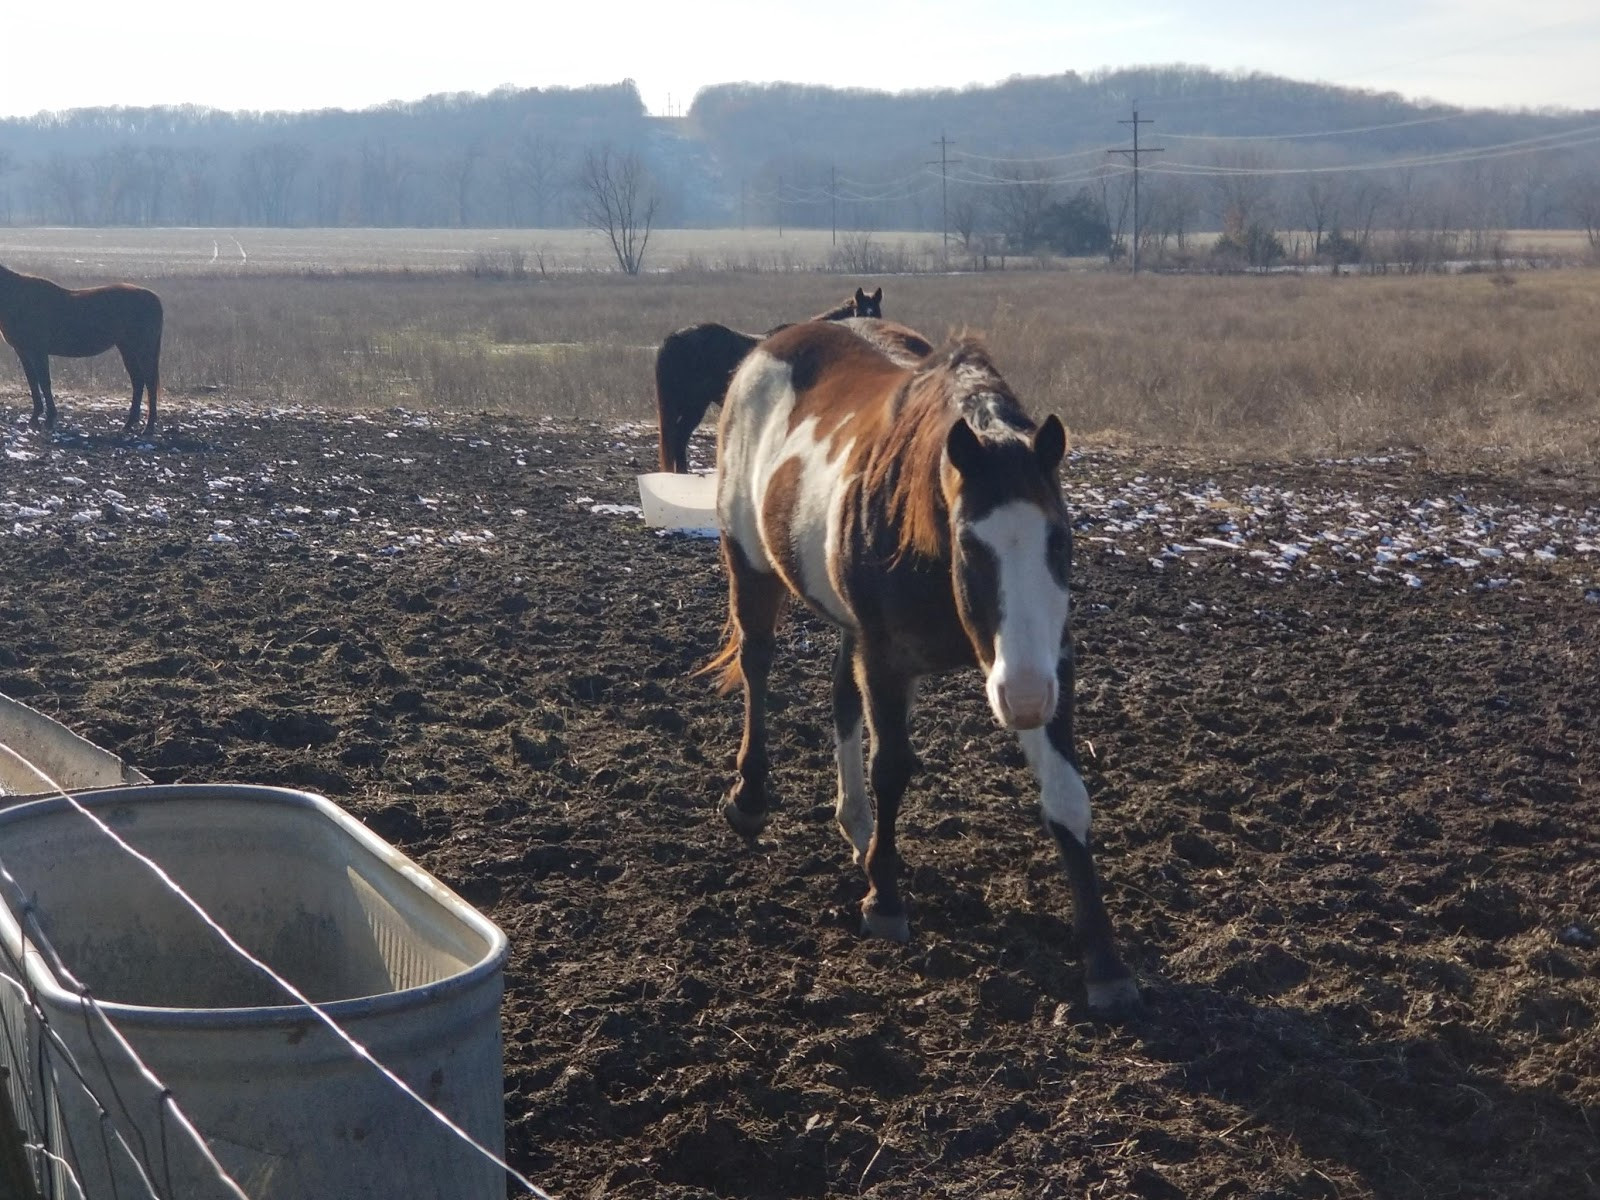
[986,913,1594,1199]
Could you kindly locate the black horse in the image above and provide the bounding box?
[653,286,883,473]
[0,263,164,434]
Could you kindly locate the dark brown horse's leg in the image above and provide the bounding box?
[721,540,787,840]
[858,657,917,941]
[1019,654,1139,1015]
[144,364,158,434]
[33,355,57,430]
[18,353,46,428]
[118,345,159,434]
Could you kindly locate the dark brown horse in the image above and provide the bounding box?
[0,264,164,434]
[703,321,1138,1015]
[653,286,884,473]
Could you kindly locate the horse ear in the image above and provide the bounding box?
[946,418,984,478]
[854,287,867,306]
[1033,415,1067,475]
[870,287,882,303]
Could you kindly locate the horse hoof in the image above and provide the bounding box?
[1086,975,1142,1017]
[860,905,910,942]
[722,800,767,842]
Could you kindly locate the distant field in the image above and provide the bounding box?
[0,226,939,277]
[2,238,1599,465]
[0,226,1592,281]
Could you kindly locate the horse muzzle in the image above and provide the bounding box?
[988,672,1058,731]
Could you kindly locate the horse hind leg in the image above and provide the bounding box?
[832,635,872,863]
[119,345,158,434]
[18,353,46,428]
[720,540,788,841]
[32,355,57,430]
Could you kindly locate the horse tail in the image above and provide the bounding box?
[654,345,678,472]
[695,605,743,694]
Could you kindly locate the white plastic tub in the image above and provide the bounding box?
[0,783,510,1199]
[637,471,718,532]
[0,691,150,797]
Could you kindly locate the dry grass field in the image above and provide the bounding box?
[4,233,1599,464]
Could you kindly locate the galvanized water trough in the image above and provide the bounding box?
[0,695,511,1199]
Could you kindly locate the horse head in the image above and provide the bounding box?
[940,368,1072,731]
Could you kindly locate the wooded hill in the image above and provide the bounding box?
[1,66,1595,247]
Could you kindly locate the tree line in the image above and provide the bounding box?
[1,66,1596,270]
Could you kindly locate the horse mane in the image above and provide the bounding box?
[866,337,1031,564]
[810,297,859,321]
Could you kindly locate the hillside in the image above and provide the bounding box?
[0,66,1595,243]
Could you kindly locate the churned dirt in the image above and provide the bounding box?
[1,400,1597,1200]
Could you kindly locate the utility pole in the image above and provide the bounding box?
[928,132,954,258]
[1110,105,1163,275]
[831,164,837,246]
[777,173,783,238]
[740,178,746,230]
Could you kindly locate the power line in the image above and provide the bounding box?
[951,144,1113,165]
[1163,113,1471,141]
[1148,122,1600,178]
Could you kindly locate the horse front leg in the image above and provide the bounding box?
[35,355,56,430]
[19,353,46,429]
[832,634,872,863]
[1017,653,1140,1015]
[720,543,787,841]
[858,659,917,942]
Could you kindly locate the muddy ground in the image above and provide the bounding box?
[1,399,1597,1199]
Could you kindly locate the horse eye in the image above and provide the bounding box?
[1047,526,1072,580]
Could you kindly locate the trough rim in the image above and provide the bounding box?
[0,782,510,1030]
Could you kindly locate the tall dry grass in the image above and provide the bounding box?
[15,266,1600,464]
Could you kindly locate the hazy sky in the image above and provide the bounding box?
[3,0,1597,120]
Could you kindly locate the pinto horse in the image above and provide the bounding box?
[0,264,164,434]
[653,286,884,473]
[704,321,1138,1015]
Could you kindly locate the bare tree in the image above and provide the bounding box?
[1345,178,1389,261]
[443,142,484,227]
[0,149,14,224]
[35,155,88,225]
[1299,175,1342,257]
[236,141,309,225]
[176,149,216,225]
[357,141,413,225]
[987,162,1054,253]
[503,134,568,227]
[1567,170,1600,249]
[1209,148,1277,237]
[949,185,984,253]
[1096,167,1132,264]
[575,145,659,274]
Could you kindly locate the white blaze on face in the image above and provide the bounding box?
[966,499,1069,730]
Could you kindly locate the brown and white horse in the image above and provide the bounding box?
[653,286,884,473]
[0,264,164,434]
[703,321,1139,1015]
